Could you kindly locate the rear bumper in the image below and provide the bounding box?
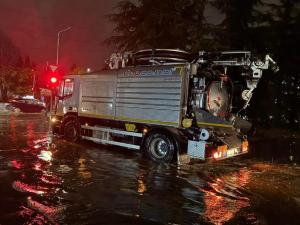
[187,139,249,161]
[208,146,248,161]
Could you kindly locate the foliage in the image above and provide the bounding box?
[106,0,300,57]
[251,0,300,129]
[105,0,210,52]
[0,31,34,102]
[210,0,262,50]
[70,64,86,75]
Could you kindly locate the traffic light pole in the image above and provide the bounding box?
[48,91,53,134]
[47,91,57,150]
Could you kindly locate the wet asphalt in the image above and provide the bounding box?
[0,114,299,225]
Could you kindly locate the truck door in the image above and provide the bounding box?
[55,78,76,116]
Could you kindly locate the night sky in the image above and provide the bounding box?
[0,0,120,70]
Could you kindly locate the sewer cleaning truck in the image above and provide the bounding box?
[51,49,278,163]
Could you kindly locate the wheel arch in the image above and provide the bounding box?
[141,126,187,162]
[59,112,80,135]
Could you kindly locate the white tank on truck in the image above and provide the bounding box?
[51,49,278,163]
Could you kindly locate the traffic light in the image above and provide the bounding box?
[48,72,60,89]
[50,76,58,84]
[39,64,61,90]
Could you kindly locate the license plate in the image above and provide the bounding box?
[226,148,238,157]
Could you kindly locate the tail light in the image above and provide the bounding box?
[242,140,249,152]
[213,151,222,159]
[213,145,228,159]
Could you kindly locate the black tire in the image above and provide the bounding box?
[63,119,81,142]
[143,132,176,163]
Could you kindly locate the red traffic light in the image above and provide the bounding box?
[38,64,63,90]
[48,75,60,89]
[50,77,58,83]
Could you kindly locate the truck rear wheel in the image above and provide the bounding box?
[144,132,176,163]
[64,119,81,142]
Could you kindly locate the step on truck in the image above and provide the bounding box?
[51,49,278,163]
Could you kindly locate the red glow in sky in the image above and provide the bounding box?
[0,0,119,70]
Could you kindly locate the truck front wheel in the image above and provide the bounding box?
[63,119,81,142]
[144,132,176,163]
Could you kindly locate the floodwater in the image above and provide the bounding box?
[0,114,299,225]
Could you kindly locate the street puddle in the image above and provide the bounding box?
[39,172,62,185]
[201,168,251,224]
[1,115,300,225]
[37,150,53,162]
[12,180,49,196]
[26,196,65,224]
[57,164,73,173]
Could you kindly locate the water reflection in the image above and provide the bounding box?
[37,150,53,162]
[40,171,62,185]
[137,179,147,195]
[33,161,42,171]
[17,205,49,225]
[136,170,147,196]
[26,122,34,146]
[14,135,64,223]
[203,168,251,224]
[2,114,299,225]
[12,180,48,196]
[26,196,65,224]
[10,159,24,169]
[9,114,16,142]
[78,157,92,180]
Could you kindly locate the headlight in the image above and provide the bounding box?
[51,117,57,123]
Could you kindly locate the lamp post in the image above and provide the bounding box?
[50,26,71,127]
[56,26,71,65]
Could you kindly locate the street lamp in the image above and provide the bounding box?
[56,26,71,65]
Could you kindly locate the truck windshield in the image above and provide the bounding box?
[63,79,74,97]
[57,79,74,98]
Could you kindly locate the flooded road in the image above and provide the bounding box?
[0,114,299,225]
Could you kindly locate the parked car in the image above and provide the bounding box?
[9,99,46,113]
[0,102,17,114]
